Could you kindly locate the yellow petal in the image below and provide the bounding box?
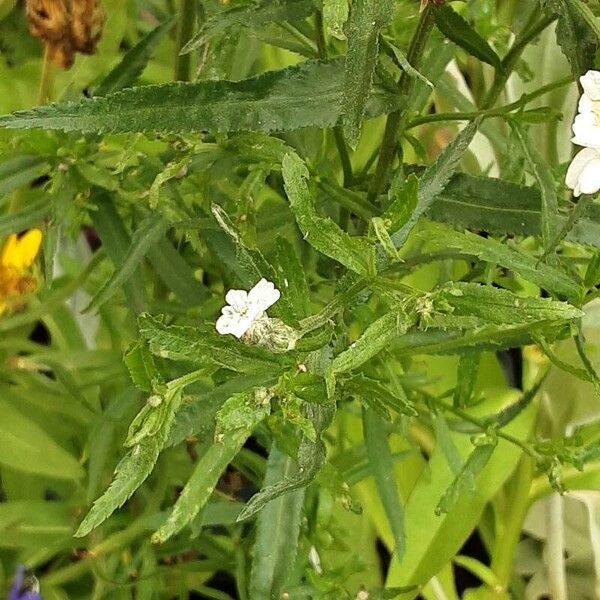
[0,229,43,271]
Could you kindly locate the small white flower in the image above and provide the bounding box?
[565,147,600,197]
[572,70,600,148]
[215,278,280,338]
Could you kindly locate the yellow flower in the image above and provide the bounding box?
[0,229,43,316]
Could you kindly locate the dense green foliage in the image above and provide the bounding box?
[1,0,600,598]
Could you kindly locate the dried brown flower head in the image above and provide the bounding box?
[420,0,446,10]
[25,0,105,69]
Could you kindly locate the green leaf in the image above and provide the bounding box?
[95,19,175,96]
[237,402,335,520]
[90,191,146,313]
[75,436,161,537]
[509,120,558,250]
[167,373,279,447]
[273,237,311,321]
[433,4,502,69]
[390,119,480,252]
[421,224,582,299]
[330,310,415,378]
[124,341,163,393]
[248,444,305,600]
[282,151,376,275]
[432,411,463,475]
[0,155,49,203]
[345,374,418,418]
[435,440,497,514]
[0,399,84,481]
[0,193,50,238]
[384,173,419,233]
[323,0,349,39]
[147,238,208,307]
[138,313,286,373]
[542,0,599,78]
[182,0,315,53]
[342,0,395,146]
[0,59,400,135]
[453,352,480,407]
[371,217,401,261]
[152,425,253,543]
[362,407,406,558]
[215,389,272,436]
[84,215,167,313]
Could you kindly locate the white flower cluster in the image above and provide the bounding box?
[566,70,600,196]
[216,278,280,338]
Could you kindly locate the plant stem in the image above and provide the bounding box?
[174,0,197,81]
[482,13,557,109]
[367,5,435,203]
[489,456,534,594]
[38,45,54,105]
[546,493,568,600]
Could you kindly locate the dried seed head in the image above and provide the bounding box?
[25,0,106,69]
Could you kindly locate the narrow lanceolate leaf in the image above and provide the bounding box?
[323,0,349,39]
[0,194,50,238]
[510,121,558,250]
[363,407,406,558]
[330,310,415,377]
[84,215,167,313]
[95,19,175,96]
[0,59,399,135]
[152,426,252,543]
[453,352,480,407]
[342,0,395,146]
[75,436,161,536]
[237,403,335,521]
[541,0,598,78]
[282,151,376,275]
[249,444,305,600]
[433,5,502,69]
[0,155,49,202]
[182,0,315,53]
[435,441,497,515]
[390,119,480,253]
[422,224,582,299]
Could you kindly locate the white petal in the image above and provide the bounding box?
[216,313,254,338]
[566,148,600,196]
[572,113,600,148]
[248,278,281,312]
[578,157,600,195]
[225,289,249,311]
[581,70,600,101]
[579,93,595,114]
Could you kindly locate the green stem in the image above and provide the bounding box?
[367,5,436,203]
[482,13,557,109]
[489,456,534,594]
[174,0,197,81]
[38,45,54,105]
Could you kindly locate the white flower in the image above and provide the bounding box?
[565,147,600,197]
[215,278,280,338]
[572,70,600,148]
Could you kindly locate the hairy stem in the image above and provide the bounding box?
[174,0,197,81]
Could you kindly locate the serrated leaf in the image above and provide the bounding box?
[75,436,161,537]
[435,440,497,515]
[216,389,271,435]
[153,425,255,543]
[182,0,315,53]
[0,155,49,203]
[95,19,175,96]
[362,407,406,558]
[237,402,335,520]
[389,119,480,253]
[433,4,502,69]
[273,237,311,321]
[138,313,287,373]
[124,341,163,393]
[384,173,419,232]
[453,352,480,407]
[345,374,417,418]
[282,151,376,275]
[0,59,400,135]
[371,217,401,261]
[84,215,167,313]
[542,0,599,78]
[323,0,349,39]
[249,444,305,600]
[422,224,582,299]
[342,0,395,146]
[509,120,558,250]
